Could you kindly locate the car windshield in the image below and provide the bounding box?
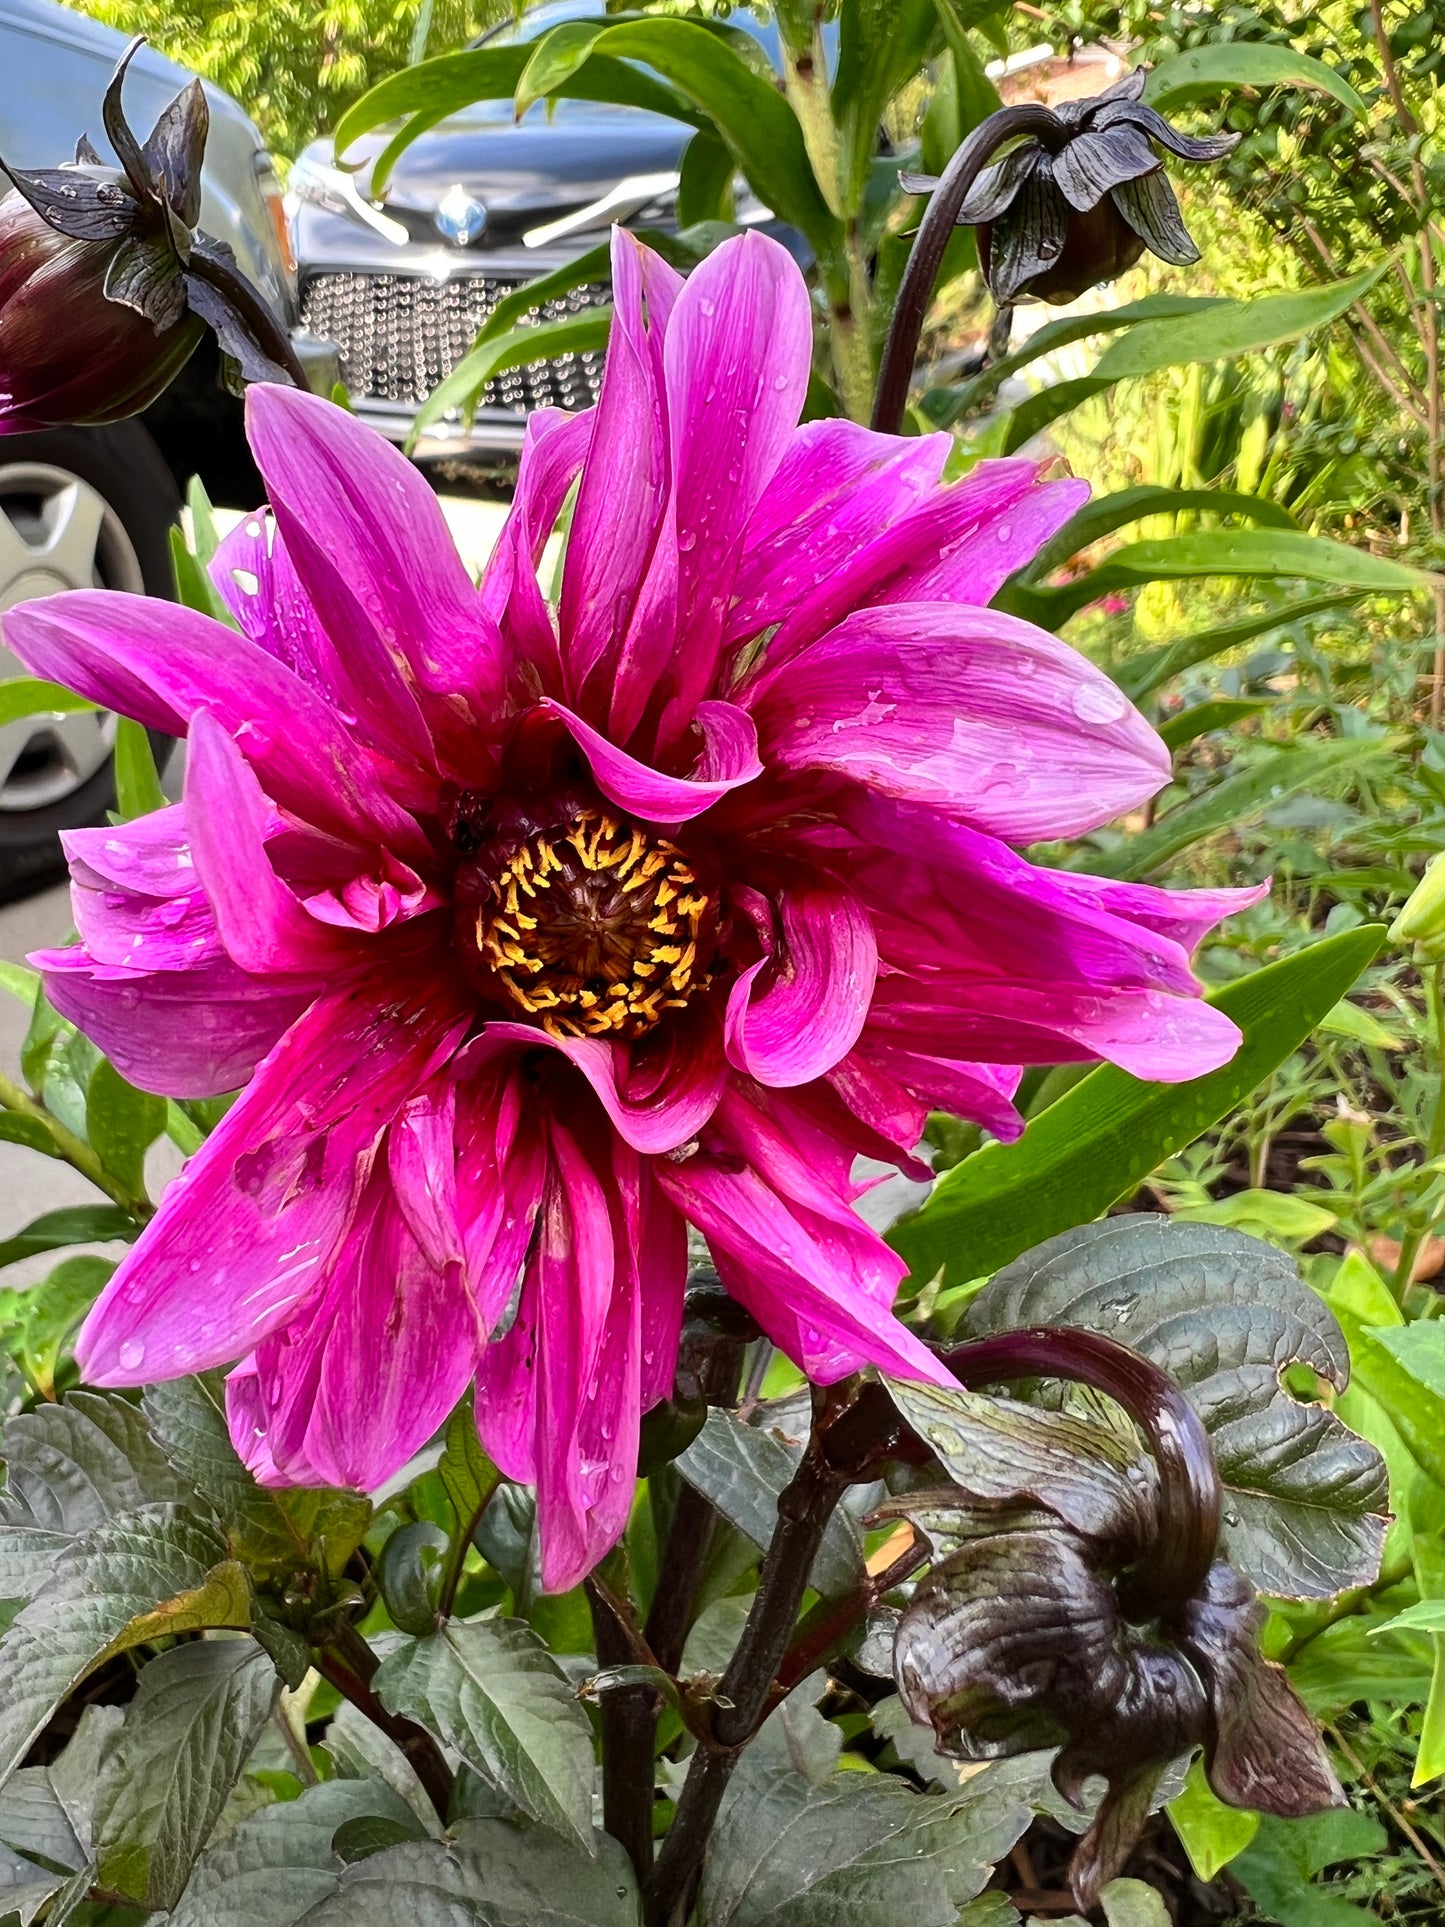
[471,1,784,73]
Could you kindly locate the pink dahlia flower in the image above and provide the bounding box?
[4,229,1262,1591]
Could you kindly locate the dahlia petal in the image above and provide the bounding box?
[33,944,313,1098]
[560,229,680,694]
[301,853,442,932]
[2,589,424,855]
[879,476,1090,606]
[475,1011,727,1155]
[628,1151,688,1409]
[727,419,951,648]
[64,810,221,973]
[658,1151,951,1389]
[211,509,341,696]
[860,1044,1025,1143]
[247,1169,483,1491]
[748,459,1054,670]
[1041,873,1271,954]
[185,709,354,976]
[541,695,761,823]
[226,1356,323,1486]
[75,965,472,1382]
[725,873,877,1087]
[481,406,593,698]
[245,385,503,727]
[454,1055,548,1332]
[63,805,194,897]
[389,1078,463,1272]
[611,230,812,743]
[749,602,1170,841]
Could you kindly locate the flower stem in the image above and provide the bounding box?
[587,1571,662,1883]
[314,1621,455,1823]
[645,1416,847,1927]
[870,103,1062,435]
[0,1070,151,1222]
[943,1326,1223,1616]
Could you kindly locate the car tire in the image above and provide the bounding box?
[0,421,180,901]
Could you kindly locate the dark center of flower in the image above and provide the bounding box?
[459,805,715,1040]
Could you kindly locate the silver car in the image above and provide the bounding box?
[0,0,327,892]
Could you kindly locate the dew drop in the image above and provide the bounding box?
[677,529,698,553]
[1071,681,1129,725]
[118,1338,146,1370]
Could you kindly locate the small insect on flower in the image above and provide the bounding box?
[4,227,1264,1592]
[902,69,1238,305]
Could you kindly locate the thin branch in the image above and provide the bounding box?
[0,1071,152,1221]
[1327,1722,1445,1894]
[314,1622,454,1824]
[587,1574,661,1885]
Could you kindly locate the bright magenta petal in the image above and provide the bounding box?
[541,695,761,823]
[749,601,1170,841]
[725,874,877,1087]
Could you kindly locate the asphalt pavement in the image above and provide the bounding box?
[0,491,509,1283]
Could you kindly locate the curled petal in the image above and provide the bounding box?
[725,874,877,1087]
[481,406,594,697]
[541,695,761,823]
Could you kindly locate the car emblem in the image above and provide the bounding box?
[435,183,488,247]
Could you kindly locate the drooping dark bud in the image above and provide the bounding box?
[901,68,1238,305]
[0,36,301,434]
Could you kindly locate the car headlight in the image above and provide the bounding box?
[288,154,409,247]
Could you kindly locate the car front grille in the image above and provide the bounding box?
[298,270,608,415]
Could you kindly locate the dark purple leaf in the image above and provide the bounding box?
[103,231,187,328]
[956,143,1042,226]
[1113,170,1202,265]
[5,166,136,242]
[141,79,208,228]
[100,38,156,207]
[1094,98,1240,161]
[1051,125,1161,212]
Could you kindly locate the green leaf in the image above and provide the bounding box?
[1316,998,1402,1050]
[1082,738,1386,881]
[336,48,704,189]
[514,19,608,114]
[1001,531,1430,631]
[113,717,165,821]
[186,474,225,566]
[167,1777,424,1926]
[676,1407,864,1599]
[143,1374,370,1582]
[1231,1810,1388,1927]
[170,524,239,629]
[833,0,939,202]
[0,960,39,1006]
[1145,45,1369,120]
[291,1817,640,1927]
[1288,1613,1434,1715]
[1168,1757,1259,1880]
[1117,595,1359,700]
[1092,270,1384,385]
[93,1639,279,1909]
[0,1390,193,1598]
[1101,1881,1172,1927]
[0,1113,60,1158]
[1371,1600,1445,1636]
[678,127,735,226]
[86,1058,166,1200]
[410,308,612,444]
[0,1204,138,1272]
[1174,1187,1338,1246]
[3,1254,113,1393]
[701,1708,1046,1927]
[0,1504,251,1787]
[1157,698,1272,752]
[525,19,842,261]
[0,679,96,728]
[0,1766,85,1873]
[962,1217,1389,1599]
[892,925,1385,1288]
[1369,1322,1445,1403]
[436,1390,500,1548]
[373,1619,597,1848]
[1021,485,1298,585]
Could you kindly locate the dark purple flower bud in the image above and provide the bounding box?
[902,68,1238,305]
[0,36,299,433]
[881,1349,1343,1910]
[0,184,203,432]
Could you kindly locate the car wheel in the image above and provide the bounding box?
[0,422,179,900]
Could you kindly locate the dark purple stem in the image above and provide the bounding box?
[943,1327,1223,1615]
[870,102,1063,435]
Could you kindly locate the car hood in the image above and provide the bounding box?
[315,102,691,226]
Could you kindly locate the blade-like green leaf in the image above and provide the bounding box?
[0,679,96,727]
[1145,45,1369,120]
[0,1391,193,1598]
[676,1406,865,1599]
[0,1505,251,1787]
[410,308,612,443]
[1117,593,1359,700]
[678,127,736,226]
[0,1204,138,1272]
[94,1639,279,1909]
[294,1818,640,1927]
[1082,737,1385,881]
[86,1058,166,1201]
[170,525,239,629]
[1020,486,1298,585]
[436,1390,500,1538]
[1157,698,1272,752]
[374,1619,597,1848]
[514,19,609,115]
[892,924,1385,1290]
[143,1374,370,1582]
[833,0,939,202]
[167,1777,423,1927]
[962,1217,1389,1598]
[1001,531,1431,630]
[113,717,165,821]
[1092,269,1385,385]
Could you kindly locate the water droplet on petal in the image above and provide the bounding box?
[1071,681,1129,725]
[677,529,698,553]
[118,1338,146,1370]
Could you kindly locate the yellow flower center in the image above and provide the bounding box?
[472,807,713,1040]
